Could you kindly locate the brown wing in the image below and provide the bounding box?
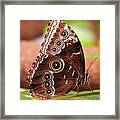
[27,20,85,98]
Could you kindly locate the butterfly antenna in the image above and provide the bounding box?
[76,80,79,95]
[87,75,93,92]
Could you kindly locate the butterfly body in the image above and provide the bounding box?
[27,20,88,98]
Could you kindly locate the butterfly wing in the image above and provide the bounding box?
[27,20,85,98]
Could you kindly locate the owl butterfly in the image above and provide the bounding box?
[27,20,91,99]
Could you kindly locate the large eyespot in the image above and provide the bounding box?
[60,29,69,39]
[45,87,55,96]
[55,39,65,49]
[42,71,53,81]
[49,58,65,73]
[49,45,61,55]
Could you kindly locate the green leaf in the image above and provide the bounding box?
[20,88,100,100]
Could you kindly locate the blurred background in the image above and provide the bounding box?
[20,20,100,46]
[20,20,100,100]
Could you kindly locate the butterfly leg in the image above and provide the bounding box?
[84,73,93,92]
[76,78,80,95]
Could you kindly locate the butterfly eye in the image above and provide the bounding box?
[49,59,65,73]
[60,29,68,38]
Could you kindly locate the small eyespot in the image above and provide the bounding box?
[60,29,68,38]
[45,87,55,95]
[45,81,51,88]
[52,47,56,51]
[54,39,65,49]
[61,31,66,36]
[44,74,50,80]
[42,80,53,89]
[46,89,52,94]
[49,45,61,55]
[42,71,53,81]
[56,41,61,46]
